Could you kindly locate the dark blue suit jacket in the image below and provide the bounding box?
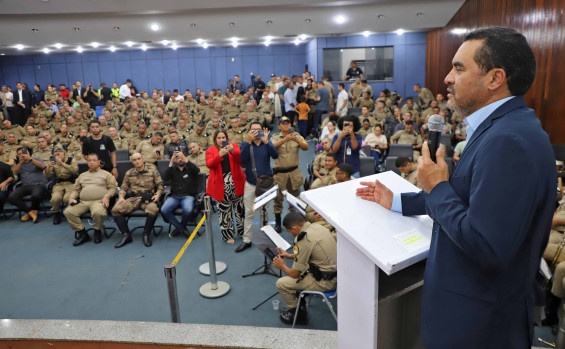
[401,96,555,348]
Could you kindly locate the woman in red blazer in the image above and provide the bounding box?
[206,129,246,244]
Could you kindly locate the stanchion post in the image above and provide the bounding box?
[164,264,180,323]
[200,196,230,298]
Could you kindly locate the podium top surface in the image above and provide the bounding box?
[300,171,433,275]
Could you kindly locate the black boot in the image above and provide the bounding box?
[279,303,308,325]
[542,292,561,326]
[274,213,282,234]
[73,229,91,246]
[53,211,62,225]
[114,215,132,248]
[93,230,102,244]
[142,215,158,247]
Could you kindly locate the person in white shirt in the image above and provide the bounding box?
[336,83,349,116]
[2,85,13,121]
[283,82,298,124]
[119,80,133,100]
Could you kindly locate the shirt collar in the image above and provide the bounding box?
[463,96,514,141]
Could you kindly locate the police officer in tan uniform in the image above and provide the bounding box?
[2,120,26,138]
[0,140,16,166]
[187,141,209,176]
[37,101,53,120]
[390,120,423,160]
[135,132,165,163]
[112,153,164,248]
[395,156,419,187]
[45,146,78,224]
[348,77,364,105]
[271,116,309,232]
[64,153,117,246]
[310,137,332,190]
[226,118,246,145]
[316,153,338,189]
[128,123,149,155]
[414,83,434,109]
[273,212,337,324]
[108,127,128,150]
[188,122,210,151]
[33,136,53,162]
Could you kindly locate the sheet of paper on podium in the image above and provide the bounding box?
[282,190,307,216]
[300,171,433,275]
[251,225,292,258]
[253,185,279,212]
[261,225,291,251]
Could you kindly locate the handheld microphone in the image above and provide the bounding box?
[427,114,445,163]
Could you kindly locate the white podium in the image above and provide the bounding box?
[301,171,433,349]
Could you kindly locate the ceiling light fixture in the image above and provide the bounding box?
[416,12,423,16]
[264,41,270,47]
[32,28,40,33]
[299,34,307,41]
[190,23,197,28]
[294,38,300,45]
[161,40,170,46]
[377,14,385,19]
[363,31,371,37]
[90,42,100,48]
[305,18,312,23]
[0,53,5,56]
[171,43,178,50]
[196,38,204,45]
[109,46,117,52]
[54,43,63,49]
[141,44,148,51]
[125,41,134,47]
[202,42,209,49]
[73,27,80,31]
[150,23,161,31]
[113,26,120,31]
[229,22,235,27]
[396,29,405,35]
[15,44,24,50]
[42,48,50,54]
[334,15,346,24]
[266,20,273,25]
[76,46,84,53]
[265,36,273,41]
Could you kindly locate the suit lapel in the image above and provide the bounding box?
[460,96,527,158]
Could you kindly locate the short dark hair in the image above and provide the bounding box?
[89,120,100,128]
[338,83,345,89]
[337,163,353,177]
[283,212,305,229]
[154,132,163,138]
[250,121,262,129]
[169,131,178,135]
[87,153,100,160]
[337,115,361,133]
[405,120,414,126]
[414,83,421,88]
[464,27,535,96]
[300,95,306,103]
[325,152,337,161]
[395,156,411,168]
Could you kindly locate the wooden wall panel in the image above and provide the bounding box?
[426,0,565,144]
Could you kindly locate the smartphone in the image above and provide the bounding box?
[21,149,28,155]
[156,150,161,155]
[222,140,229,147]
[50,155,56,162]
[264,248,276,259]
[289,127,295,134]
[257,130,264,138]
[174,146,181,152]
[70,199,80,206]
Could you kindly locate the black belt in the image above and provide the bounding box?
[273,166,298,175]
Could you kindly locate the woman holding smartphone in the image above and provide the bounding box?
[205,129,246,243]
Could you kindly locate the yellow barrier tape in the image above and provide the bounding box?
[171,214,207,266]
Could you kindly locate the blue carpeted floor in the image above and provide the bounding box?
[0,139,337,331]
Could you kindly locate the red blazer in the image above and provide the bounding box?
[205,143,246,201]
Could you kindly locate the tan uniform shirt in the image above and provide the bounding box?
[111,136,129,150]
[34,148,53,163]
[313,151,328,177]
[320,167,338,188]
[391,130,422,147]
[227,128,246,145]
[402,164,419,188]
[44,157,78,181]
[292,222,337,273]
[135,140,165,163]
[272,133,303,169]
[188,152,209,176]
[188,133,210,151]
[71,168,117,201]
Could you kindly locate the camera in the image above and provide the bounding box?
[50,155,56,162]
[257,130,264,138]
[174,146,181,152]
[222,140,229,148]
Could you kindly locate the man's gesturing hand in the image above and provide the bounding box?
[356,180,393,210]
[417,142,449,193]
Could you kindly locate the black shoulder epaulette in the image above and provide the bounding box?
[297,231,307,241]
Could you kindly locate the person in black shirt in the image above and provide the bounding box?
[254,75,266,104]
[99,83,113,104]
[0,159,14,213]
[161,149,200,237]
[82,120,117,177]
[344,61,365,80]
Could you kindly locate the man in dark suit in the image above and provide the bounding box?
[357,27,555,348]
[71,81,86,103]
[12,82,31,126]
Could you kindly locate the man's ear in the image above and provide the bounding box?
[487,68,507,91]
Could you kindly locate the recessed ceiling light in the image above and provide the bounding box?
[125,41,134,47]
[294,38,300,45]
[0,53,5,56]
[113,26,120,31]
[90,42,100,48]
[15,44,24,50]
[196,38,204,45]
[202,42,209,49]
[141,44,148,51]
[371,47,375,50]
[266,20,273,25]
[190,23,197,28]
[299,34,307,41]
[416,12,423,16]
[377,14,385,19]
[42,48,50,54]
[264,41,270,47]
[265,36,273,41]
[31,28,40,33]
[150,23,160,31]
[73,27,80,31]
[54,43,63,49]
[109,46,117,52]
[396,29,405,35]
[76,46,84,53]
[334,15,346,24]
[340,49,344,52]
[171,43,178,50]
[161,40,169,46]
[363,31,371,37]
[229,22,235,27]
[305,18,312,23]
